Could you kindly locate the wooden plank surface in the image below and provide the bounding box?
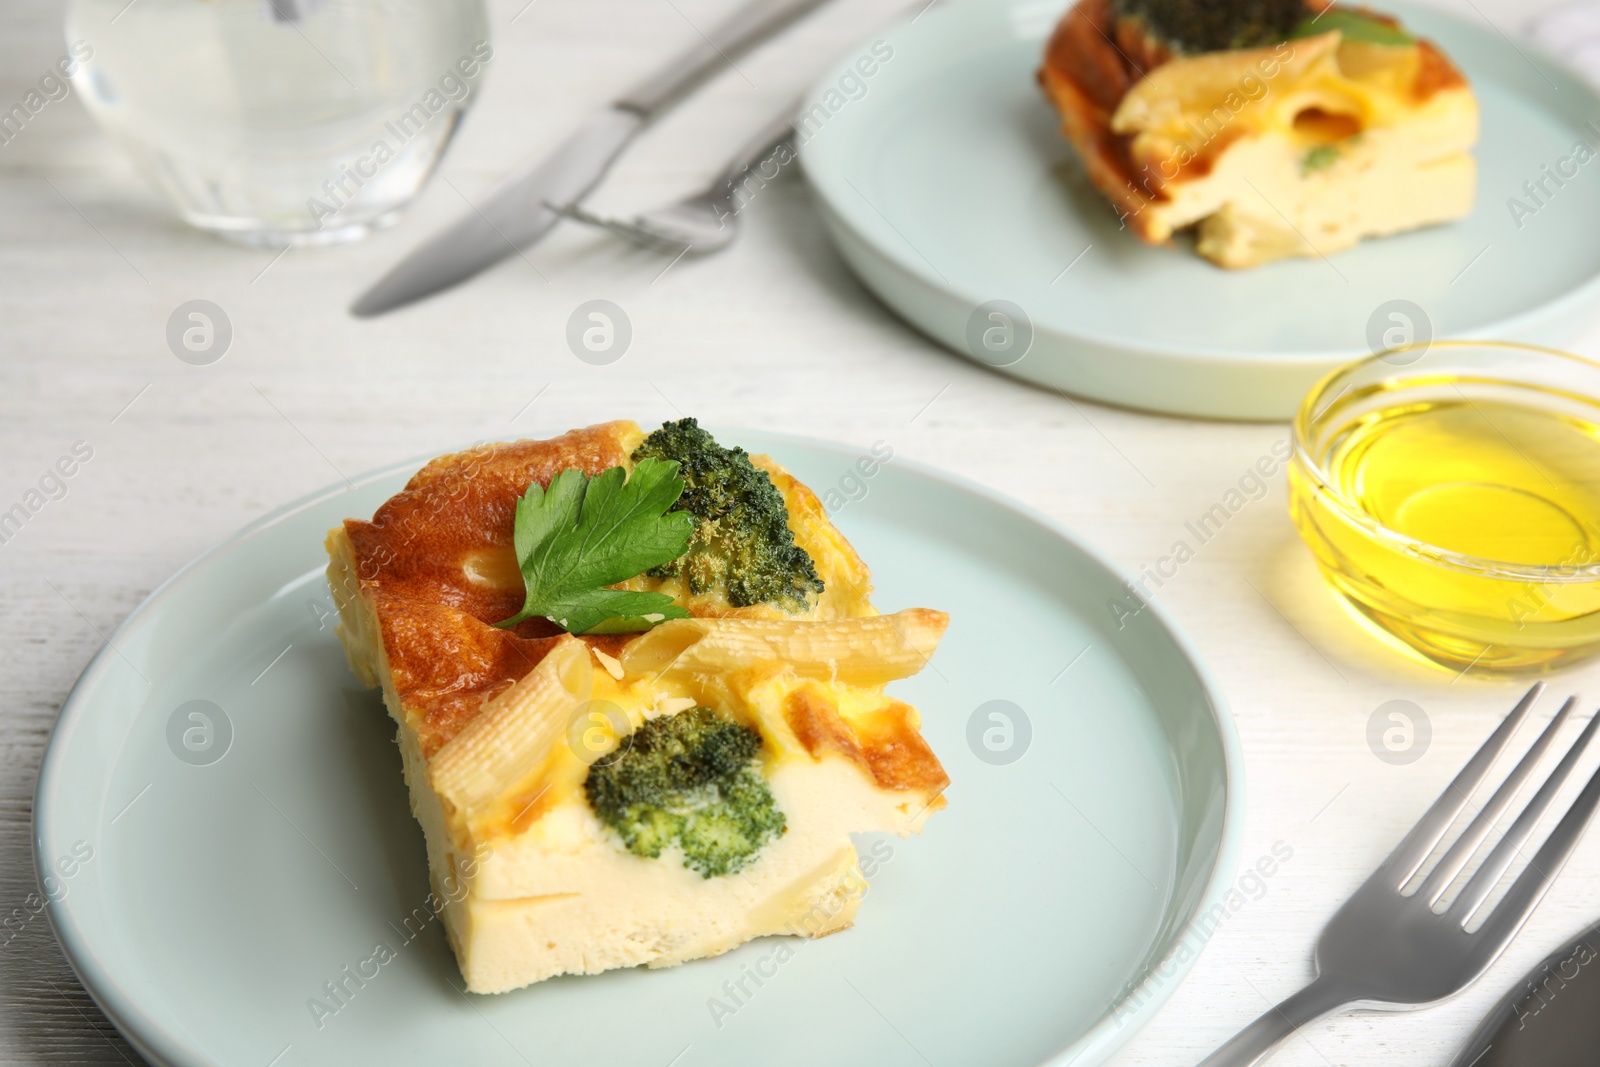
[3,0,1596,1063]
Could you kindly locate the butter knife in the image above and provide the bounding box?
[1447,917,1600,1067]
[351,0,833,317]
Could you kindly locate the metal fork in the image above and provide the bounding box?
[558,105,798,254]
[1200,683,1600,1067]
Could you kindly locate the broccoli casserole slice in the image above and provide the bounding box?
[325,420,949,994]
[1039,0,1478,267]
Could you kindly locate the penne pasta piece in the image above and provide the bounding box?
[621,609,948,686]
[430,637,592,837]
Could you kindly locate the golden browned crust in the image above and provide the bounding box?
[1413,39,1467,98]
[1037,0,1468,241]
[1039,0,1160,228]
[783,685,949,795]
[340,423,639,756]
[374,597,568,756]
[346,422,639,633]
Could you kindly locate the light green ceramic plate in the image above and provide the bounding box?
[801,0,1600,419]
[35,432,1240,1067]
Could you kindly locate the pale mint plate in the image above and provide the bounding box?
[35,432,1240,1067]
[801,0,1600,419]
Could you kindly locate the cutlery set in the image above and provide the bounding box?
[558,106,797,254]
[351,0,825,316]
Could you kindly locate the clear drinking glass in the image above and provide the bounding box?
[65,0,490,245]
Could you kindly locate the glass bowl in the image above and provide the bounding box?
[1289,341,1600,673]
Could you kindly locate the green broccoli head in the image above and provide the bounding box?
[583,706,787,878]
[1110,0,1307,54]
[632,419,824,612]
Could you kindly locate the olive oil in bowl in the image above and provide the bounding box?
[1290,344,1600,671]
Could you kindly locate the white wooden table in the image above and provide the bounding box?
[3,0,1595,1062]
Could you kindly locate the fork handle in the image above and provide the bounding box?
[717,106,801,186]
[1196,975,1359,1067]
[615,0,832,117]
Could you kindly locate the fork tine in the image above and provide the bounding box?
[1376,683,1545,890]
[550,201,689,251]
[1418,696,1577,906]
[1452,709,1600,924]
[1471,752,1600,947]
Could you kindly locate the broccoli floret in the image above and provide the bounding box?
[632,418,824,612]
[584,707,787,878]
[1301,143,1340,174]
[1111,0,1307,54]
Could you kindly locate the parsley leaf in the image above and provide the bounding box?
[1292,10,1414,47]
[494,459,696,635]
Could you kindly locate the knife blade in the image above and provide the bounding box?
[351,0,834,317]
[1447,917,1600,1067]
[350,108,643,317]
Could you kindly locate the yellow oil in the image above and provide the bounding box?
[1290,394,1600,671]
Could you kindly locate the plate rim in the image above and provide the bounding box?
[797,0,1600,412]
[34,429,1244,1067]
